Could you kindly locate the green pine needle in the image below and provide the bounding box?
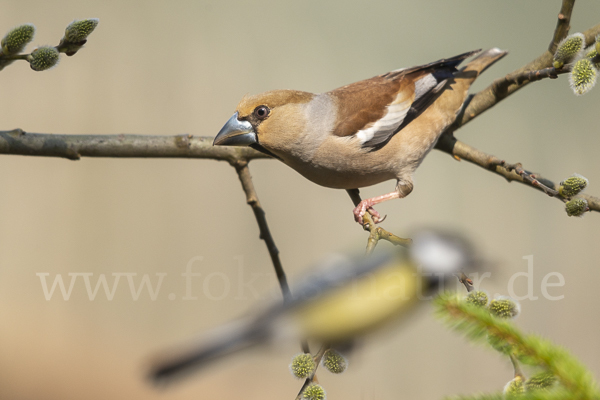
[435,293,598,398]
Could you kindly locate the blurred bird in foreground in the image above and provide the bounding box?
[213,49,506,224]
[149,230,478,385]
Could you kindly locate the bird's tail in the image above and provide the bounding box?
[439,47,507,113]
[428,48,483,70]
[148,318,267,385]
[383,49,482,80]
[459,47,507,77]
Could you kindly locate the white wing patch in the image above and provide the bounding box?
[355,73,442,147]
[414,73,438,101]
[355,95,412,144]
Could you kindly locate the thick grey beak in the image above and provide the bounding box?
[213,112,257,146]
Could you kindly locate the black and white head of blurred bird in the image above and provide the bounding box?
[149,230,477,385]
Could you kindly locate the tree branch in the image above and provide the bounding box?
[232,162,311,354]
[0,129,268,163]
[549,0,576,54]
[456,23,600,128]
[346,189,412,254]
[233,162,292,300]
[2,128,597,214]
[435,133,600,213]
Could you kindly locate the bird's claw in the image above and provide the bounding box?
[367,207,386,224]
[370,210,387,224]
[353,201,384,226]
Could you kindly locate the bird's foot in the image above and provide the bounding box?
[353,200,385,225]
[369,208,387,224]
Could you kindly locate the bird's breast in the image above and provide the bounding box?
[268,93,397,189]
[292,264,419,343]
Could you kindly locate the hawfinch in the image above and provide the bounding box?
[214,49,505,224]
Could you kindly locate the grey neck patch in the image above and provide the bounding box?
[294,93,337,160]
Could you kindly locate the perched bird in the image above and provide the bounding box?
[214,49,506,224]
[149,230,476,384]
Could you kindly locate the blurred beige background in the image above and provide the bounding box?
[1,1,599,399]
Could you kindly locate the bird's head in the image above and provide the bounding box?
[213,90,314,155]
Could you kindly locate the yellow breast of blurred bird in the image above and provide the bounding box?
[292,262,419,343]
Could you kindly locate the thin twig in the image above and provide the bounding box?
[435,133,600,213]
[508,66,561,84]
[0,54,29,61]
[500,162,561,198]
[549,0,576,54]
[376,228,412,248]
[457,272,475,293]
[346,189,412,255]
[509,353,525,379]
[233,162,311,354]
[233,162,291,300]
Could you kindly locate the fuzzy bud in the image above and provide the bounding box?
[302,384,326,400]
[1,24,35,55]
[289,353,316,379]
[504,376,524,398]
[565,198,589,217]
[322,349,347,374]
[569,58,597,95]
[489,297,520,319]
[65,19,99,43]
[596,34,600,54]
[560,174,589,197]
[58,18,99,56]
[554,33,585,69]
[465,290,489,308]
[525,372,556,392]
[28,46,60,71]
[585,47,600,70]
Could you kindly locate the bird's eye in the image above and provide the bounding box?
[253,105,270,120]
